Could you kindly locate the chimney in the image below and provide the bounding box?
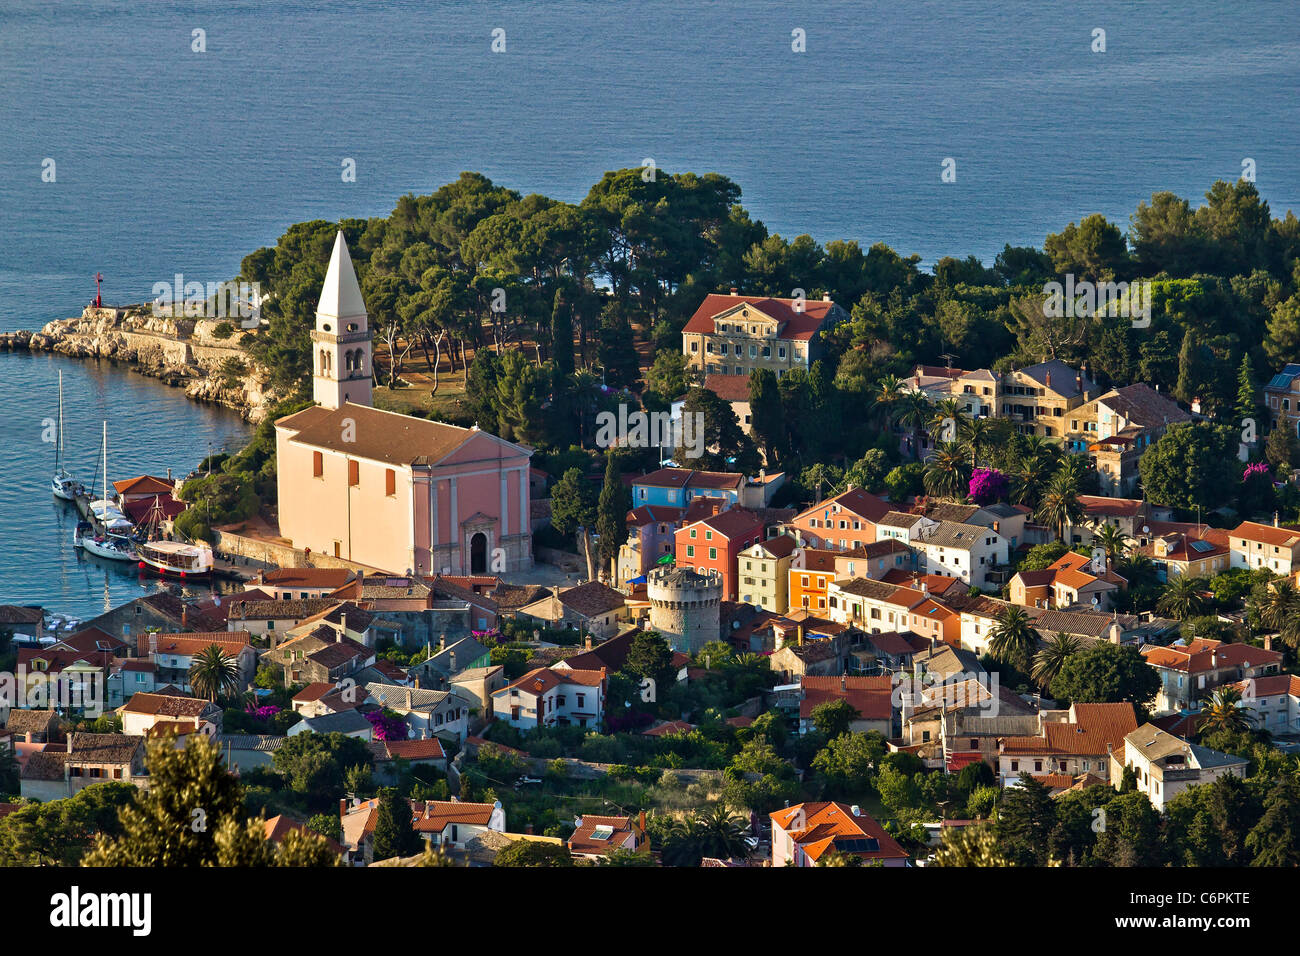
[340,798,347,819]
[149,632,159,657]
[729,287,738,296]
[1076,373,1083,393]
[1045,371,1052,387]
[181,605,188,628]
[405,688,412,709]
[414,675,421,690]
[840,674,846,691]
[1275,512,1280,528]
[335,628,343,644]
[796,624,805,646]
[340,612,347,634]
[449,650,457,673]
[439,633,447,651]
[639,810,647,836]
[526,823,535,835]
[585,633,593,651]
[1264,633,1273,652]
[822,293,832,302]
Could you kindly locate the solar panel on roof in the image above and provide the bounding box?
[835,838,880,853]
[1189,540,1215,553]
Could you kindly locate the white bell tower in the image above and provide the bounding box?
[311,230,372,409]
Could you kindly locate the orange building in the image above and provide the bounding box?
[788,548,840,614]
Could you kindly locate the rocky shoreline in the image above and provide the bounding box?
[1,306,274,423]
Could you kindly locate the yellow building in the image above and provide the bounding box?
[738,535,798,612]
[681,292,846,380]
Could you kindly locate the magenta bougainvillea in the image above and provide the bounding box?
[968,467,1008,505]
[366,711,410,741]
[1243,461,1270,480]
[244,704,281,721]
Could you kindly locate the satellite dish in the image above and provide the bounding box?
[1092,596,1100,606]
[213,595,222,607]
[1141,525,1150,534]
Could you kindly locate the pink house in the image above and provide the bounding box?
[274,232,533,576]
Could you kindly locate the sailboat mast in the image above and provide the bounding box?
[56,371,64,466]
[102,420,108,507]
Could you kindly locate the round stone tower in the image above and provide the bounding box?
[647,565,722,655]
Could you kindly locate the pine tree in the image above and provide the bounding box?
[83,736,247,867]
[551,287,575,378]
[747,368,785,465]
[1235,352,1258,425]
[371,788,421,861]
[551,467,598,580]
[595,453,627,579]
[1174,329,1210,407]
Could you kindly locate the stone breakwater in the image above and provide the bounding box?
[1,306,273,423]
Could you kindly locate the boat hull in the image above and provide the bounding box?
[75,531,139,562]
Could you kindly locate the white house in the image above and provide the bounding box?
[1109,723,1248,811]
[911,521,1008,590]
[490,667,606,730]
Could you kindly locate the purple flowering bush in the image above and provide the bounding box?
[969,467,1008,505]
[366,710,410,741]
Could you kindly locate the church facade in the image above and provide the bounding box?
[274,231,533,575]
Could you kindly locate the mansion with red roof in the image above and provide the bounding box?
[681,292,848,380]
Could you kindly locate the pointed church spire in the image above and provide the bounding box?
[317,230,368,325]
[311,229,372,409]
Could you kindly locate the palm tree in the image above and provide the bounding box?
[989,606,1039,672]
[1200,687,1254,736]
[959,416,993,470]
[1018,434,1062,470]
[1031,632,1082,689]
[1003,447,1055,512]
[871,374,907,429]
[1091,523,1133,565]
[662,804,750,865]
[188,645,240,703]
[1254,580,1300,649]
[895,391,934,460]
[691,803,752,861]
[1035,471,1084,541]
[1057,452,1091,490]
[1156,576,1208,620]
[931,396,965,431]
[923,442,970,500]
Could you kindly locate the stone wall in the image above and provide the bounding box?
[19,307,274,422]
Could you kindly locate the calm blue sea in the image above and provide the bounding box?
[0,0,1297,614]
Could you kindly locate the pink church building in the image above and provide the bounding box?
[274,232,533,575]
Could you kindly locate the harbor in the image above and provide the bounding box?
[1,351,252,620]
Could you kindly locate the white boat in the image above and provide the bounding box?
[74,521,138,562]
[86,421,135,532]
[89,498,133,532]
[138,539,214,577]
[51,371,84,500]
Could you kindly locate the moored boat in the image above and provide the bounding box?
[51,372,84,500]
[138,539,214,577]
[73,521,139,561]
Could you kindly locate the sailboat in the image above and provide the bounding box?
[50,371,84,500]
[74,421,137,561]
